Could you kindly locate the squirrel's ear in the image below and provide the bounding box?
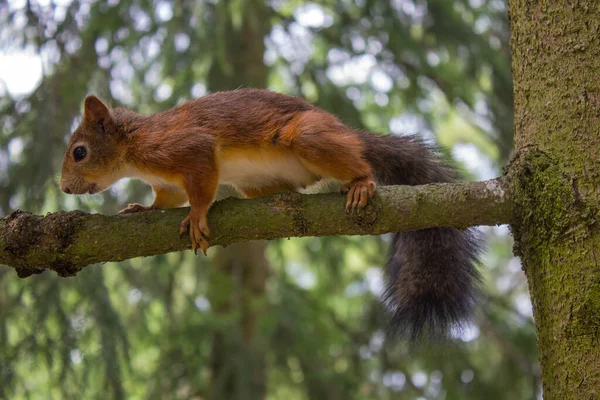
[83,95,113,131]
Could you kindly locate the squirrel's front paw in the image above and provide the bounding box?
[119,203,155,214]
[180,212,210,255]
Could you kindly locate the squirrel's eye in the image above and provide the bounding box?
[73,146,87,162]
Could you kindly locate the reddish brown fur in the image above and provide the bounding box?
[60,89,376,253]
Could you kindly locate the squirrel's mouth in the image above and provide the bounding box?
[61,175,107,195]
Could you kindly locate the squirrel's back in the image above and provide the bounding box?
[128,89,316,146]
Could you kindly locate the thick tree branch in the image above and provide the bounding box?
[1,179,512,278]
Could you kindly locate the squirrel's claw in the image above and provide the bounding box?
[341,179,376,213]
[179,216,190,237]
[180,213,210,255]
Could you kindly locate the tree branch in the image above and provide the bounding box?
[1,179,512,278]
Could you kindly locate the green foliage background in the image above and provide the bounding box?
[0,0,538,399]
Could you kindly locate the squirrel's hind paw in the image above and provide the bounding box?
[340,178,376,212]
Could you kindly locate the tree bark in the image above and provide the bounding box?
[0,180,511,277]
[508,1,600,398]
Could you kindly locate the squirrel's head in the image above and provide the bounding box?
[60,95,127,195]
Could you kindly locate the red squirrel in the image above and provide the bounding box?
[60,89,481,340]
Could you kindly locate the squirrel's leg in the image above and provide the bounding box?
[180,170,219,255]
[119,186,188,214]
[286,111,376,211]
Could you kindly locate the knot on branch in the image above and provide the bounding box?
[267,191,310,235]
[3,210,87,277]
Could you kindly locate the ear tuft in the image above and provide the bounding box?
[83,95,113,129]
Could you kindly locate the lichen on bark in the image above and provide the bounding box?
[509,0,600,397]
[508,150,585,256]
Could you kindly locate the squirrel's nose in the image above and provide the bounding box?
[59,178,72,194]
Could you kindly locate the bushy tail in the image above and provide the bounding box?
[358,132,482,341]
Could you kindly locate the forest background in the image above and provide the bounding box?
[0,0,538,399]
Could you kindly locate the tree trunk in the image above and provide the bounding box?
[208,242,268,400]
[509,1,600,398]
[205,1,270,398]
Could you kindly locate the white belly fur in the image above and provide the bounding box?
[218,151,317,190]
